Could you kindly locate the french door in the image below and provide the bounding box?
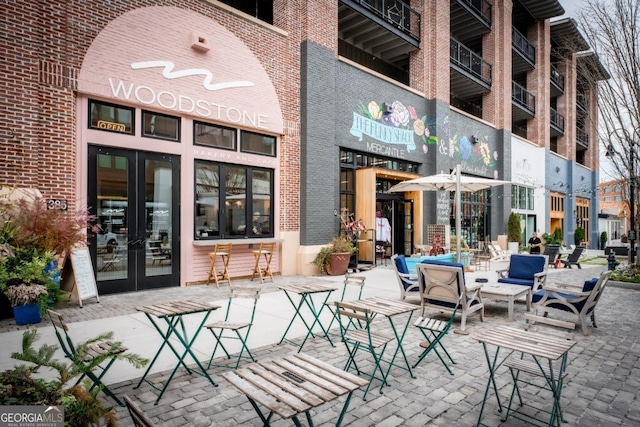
[88,146,180,294]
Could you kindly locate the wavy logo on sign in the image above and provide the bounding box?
[131,61,254,91]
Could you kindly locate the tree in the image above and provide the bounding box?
[575,0,640,226]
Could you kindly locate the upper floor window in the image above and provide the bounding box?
[615,195,622,201]
[218,0,273,24]
[194,121,237,150]
[89,100,134,134]
[603,186,610,193]
[241,130,276,157]
[511,185,534,210]
[614,185,622,192]
[142,110,180,142]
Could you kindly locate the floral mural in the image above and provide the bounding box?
[447,133,499,178]
[350,100,437,153]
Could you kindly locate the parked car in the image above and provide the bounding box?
[96,226,119,249]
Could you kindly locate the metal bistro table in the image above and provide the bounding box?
[135,300,221,404]
[344,297,419,386]
[474,325,576,427]
[277,282,339,352]
[222,352,369,427]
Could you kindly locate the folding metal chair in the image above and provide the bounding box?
[206,243,232,288]
[250,242,275,283]
[324,274,366,332]
[48,310,128,406]
[334,301,393,400]
[205,284,261,369]
[412,295,461,375]
[124,396,156,427]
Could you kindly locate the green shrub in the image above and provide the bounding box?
[507,212,521,243]
[574,227,585,245]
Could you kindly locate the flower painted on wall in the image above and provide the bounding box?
[450,133,497,169]
[351,100,437,152]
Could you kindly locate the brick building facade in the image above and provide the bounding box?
[1,0,606,294]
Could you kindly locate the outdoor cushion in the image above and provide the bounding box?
[498,277,536,287]
[508,255,546,280]
[532,290,586,312]
[394,254,410,276]
[582,278,598,293]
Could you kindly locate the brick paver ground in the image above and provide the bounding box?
[2,262,638,426]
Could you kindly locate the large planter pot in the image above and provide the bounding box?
[12,303,42,325]
[508,242,519,255]
[325,252,351,276]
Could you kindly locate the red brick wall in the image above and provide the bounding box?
[0,0,302,230]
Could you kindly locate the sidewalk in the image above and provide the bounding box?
[1,260,639,426]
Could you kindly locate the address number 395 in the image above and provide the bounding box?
[47,199,68,210]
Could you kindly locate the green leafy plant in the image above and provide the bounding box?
[1,329,149,426]
[574,227,585,245]
[610,264,640,283]
[0,248,57,308]
[507,212,521,243]
[542,228,563,246]
[600,231,608,250]
[313,236,356,274]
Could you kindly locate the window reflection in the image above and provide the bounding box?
[195,161,274,239]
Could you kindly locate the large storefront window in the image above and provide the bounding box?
[195,161,273,239]
[450,190,490,248]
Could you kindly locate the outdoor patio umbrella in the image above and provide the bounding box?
[389,165,509,263]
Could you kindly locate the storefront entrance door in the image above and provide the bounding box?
[88,146,180,294]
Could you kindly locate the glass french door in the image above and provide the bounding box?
[88,146,180,294]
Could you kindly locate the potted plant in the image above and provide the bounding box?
[600,231,608,250]
[0,191,96,319]
[507,212,521,254]
[313,236,356,276]
[0,248,56,324]
[575,227,586,246]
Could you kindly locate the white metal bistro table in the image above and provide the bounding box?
[480,282,531,320]
[474,325,576,427]
[222,352,369,427]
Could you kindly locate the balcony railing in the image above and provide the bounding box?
[550,64,565,92]
[576,127,589,148]
[354,0,421,41]
[512,81,535,114]
[456,0,492,26]
[450,38,492,86]
[550,107,565,132]
[512,27,535,65]
[577,93,588,113]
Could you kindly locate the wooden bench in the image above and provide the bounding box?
[222,353,369,427]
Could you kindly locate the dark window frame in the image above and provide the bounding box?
[88,99,135,135]
[193,121,238,151]
[141,110,181,142]
[194,160,274,240]
[240,130,277,157]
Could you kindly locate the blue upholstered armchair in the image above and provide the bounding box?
[496,254,548,292]
[391,254,420,300]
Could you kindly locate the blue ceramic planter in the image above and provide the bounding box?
[13,303,42,325]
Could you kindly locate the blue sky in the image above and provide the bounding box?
[560,0,584,18]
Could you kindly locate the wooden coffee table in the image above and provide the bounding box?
[480,282,531,320]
